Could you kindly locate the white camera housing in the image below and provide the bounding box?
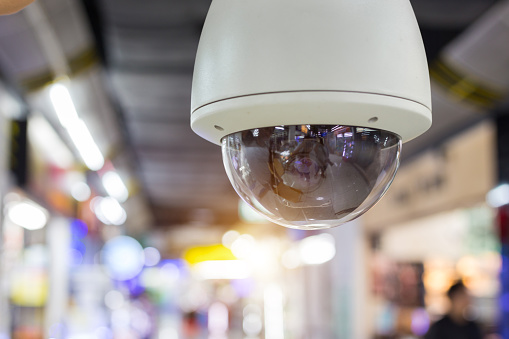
[191,0,432,229]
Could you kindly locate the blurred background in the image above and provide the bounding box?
[0,0,508,338]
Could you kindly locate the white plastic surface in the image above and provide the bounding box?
[191,0,432,143]
[192,92,431,145]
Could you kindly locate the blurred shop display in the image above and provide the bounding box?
[365,121,503,339]
[371,206,501,338]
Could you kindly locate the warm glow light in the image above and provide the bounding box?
[281,248,301,269]
[92,197,127,225]
[195,260,251,280]
[7,200,49,230]
[299,233,336,265]
[183,244,236,265]
[487,183,509,208]
[222,230,240,249]
[49,83,80,128]
[66,119,104,171]
[102,171,129,202]
[231,234,256,259]
[264,284,284,339]
[71,182,91,202]
[28,115,74,168]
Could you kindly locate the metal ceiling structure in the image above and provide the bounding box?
[0,0,508,230]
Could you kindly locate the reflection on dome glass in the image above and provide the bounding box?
[222,125,401,229]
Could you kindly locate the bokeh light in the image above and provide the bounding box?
[231,234,256,259]
[104,290,125,310]
[222,230,240,249]
[7,200,49,230]
[143,247,161,267]
[71,182,91,202]
[101,236,145,281]
[298,233,336,265]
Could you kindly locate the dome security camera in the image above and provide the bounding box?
[190,0,432,229]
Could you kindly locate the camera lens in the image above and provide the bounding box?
[222,125,401,229]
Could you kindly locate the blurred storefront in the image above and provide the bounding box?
[364,121,503,338]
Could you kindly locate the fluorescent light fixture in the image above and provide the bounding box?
[7,200,49,230]
[486,183,509,208]
[49,83,80,129]
[264,284,284,339]
[91,197,127,225]
[66,119,104,171]
[299,233,336,265]
[28,115,74,168]
[102,171,129,202]
[49,83,104,171]
[195,260,251,280]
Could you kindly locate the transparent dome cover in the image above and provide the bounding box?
[222,125,401,229]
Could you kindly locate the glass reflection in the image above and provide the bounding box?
[222,125,401,229]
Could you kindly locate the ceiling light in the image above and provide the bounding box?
[7,200,49,230]
[102,171,129,202]
[194,260,251,280]
[299,233,336,265]
[49,83,104,171]
[91,197,127,226]
[71,182,91,202]
[49,83,79,129]
[66,119,104,171]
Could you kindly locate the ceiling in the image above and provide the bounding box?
[82,0,239,227]
[0,0,508,230]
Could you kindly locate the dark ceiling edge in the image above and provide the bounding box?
[78,0,157,212]
[79,0,106,66]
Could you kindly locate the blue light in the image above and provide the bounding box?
[70,219,88,238]
[102,236,145,281]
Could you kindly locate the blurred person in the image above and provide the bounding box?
[0,0,35,15]
[425,281,482,339]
